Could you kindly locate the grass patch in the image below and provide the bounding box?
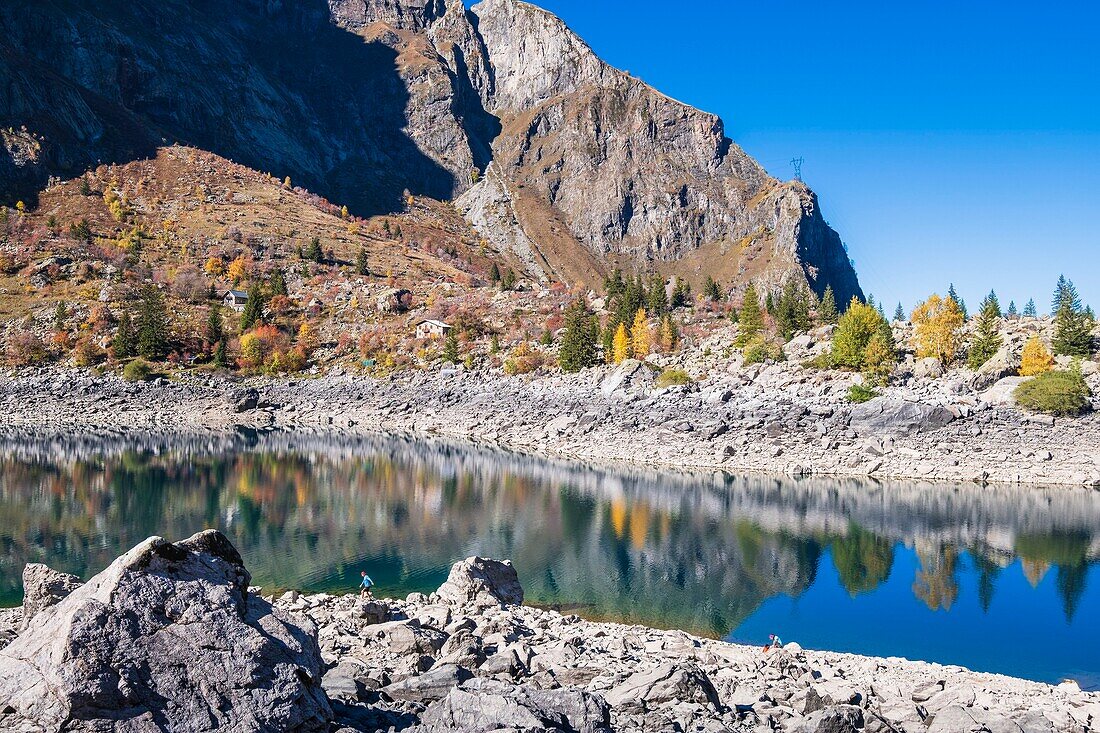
[655,368,693,388]
[847,384,879,404]
[1014,368,1092,416]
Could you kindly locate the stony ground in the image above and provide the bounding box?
[2,354,1099,487]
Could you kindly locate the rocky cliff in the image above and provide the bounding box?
[1,0,861,300]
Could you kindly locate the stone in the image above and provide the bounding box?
[412,682,611,733]
[435,557,523,607]
[383,663,473,702]
[790,704,864,733]
[849,397,955,436]
[0,530,331,732]
[323,658,366,702]
[599,359,652,397]
[913,357,944,379]
[231,387,260,413]
[19,563,83,629]
[603,662,721,711]
[982,376,1031,406]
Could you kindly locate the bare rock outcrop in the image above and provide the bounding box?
[0,530,331,733]
[436,556,524,607]
[19,563,82,629]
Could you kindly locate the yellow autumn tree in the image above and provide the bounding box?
[911,294,964,365]
[1019,335,1054,376]
[226,255,250,285]
[204,256,225,276]
[612,322,631,364]
[631,308,650,359]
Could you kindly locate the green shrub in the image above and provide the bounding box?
[802,351,834,370]
[122,359,152,382]
[743,337,785,365]
[1014,368,1092,416]
[847,384,879,404]
[655,368,693,388]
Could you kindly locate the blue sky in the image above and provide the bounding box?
[477,0,1100,312]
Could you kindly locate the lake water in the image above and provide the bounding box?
[1,431,1097,687]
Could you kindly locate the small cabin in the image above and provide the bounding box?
[415,319,453,340]
[223,290,248,312]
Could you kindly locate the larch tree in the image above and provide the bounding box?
[1019,335,1054,376]
[631,308,651,359]
[911,294,965,365]
[612,322,631,364]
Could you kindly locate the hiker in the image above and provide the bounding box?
[763,633,783,652]
[359,570,374,598]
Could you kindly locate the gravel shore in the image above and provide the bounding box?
[2,360,1099,488]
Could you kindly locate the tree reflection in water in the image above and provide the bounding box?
[0,432,1097,658]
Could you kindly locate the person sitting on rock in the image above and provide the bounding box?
[764,633,783,652]
[359,570,374,598]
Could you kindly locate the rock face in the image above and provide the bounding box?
[0,530,331,733]
[436,556,524,607]
[19,563,82,630]
[1,0,860,300]
[848,397,955,436]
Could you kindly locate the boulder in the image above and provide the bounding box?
[0,530,331,732]
[599,359,652,397]
[913,357,944,379]
[20,563,82,629]
[849,397,955,436]
[981,376,1031,406]
[436,557,523,608]
[978,344,1021,381]
[412,681,611,733]
[791,704,864,733]
[383,663,473,703]
[603,662,721,711]
[230,387,259,413]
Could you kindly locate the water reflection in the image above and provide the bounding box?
[0,431,1097,684]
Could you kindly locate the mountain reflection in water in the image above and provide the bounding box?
[0,431,1097,686]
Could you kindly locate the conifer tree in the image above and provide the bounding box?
[612,322,631,364]
[240,283,265,332]
[269,269,288,297]
[893,302,905,322]
[442,332,459,363]
[305,236,323,263]
[1023,299,1037,318]
[1006,300,1018,319]
[1052,277,1092,357]
[646,274,668,316]
[736,282,764,347]
[671,278,692,309]
[559,299,600,372]
[775,280,810,340]
[205,303,224,346]
[703,275,722,302]
[1020,336,1054,376]
[356,247,370,276]
[631,308,651,359]
[213,339,229,369]
[53,301,68,332]
[947,284,968,319]
[604,269,625,300]
[819,285,839,325]
[967,292,1004,369]
[113,310,136,359]
[659,314,679,353]
[489,262,501,284]
[765,291,776,316]
[136,283,170,360]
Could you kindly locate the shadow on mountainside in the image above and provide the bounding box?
[0,0,454,215]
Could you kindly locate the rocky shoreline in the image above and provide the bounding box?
[1,533,1096,733]
[2,360,1099,488]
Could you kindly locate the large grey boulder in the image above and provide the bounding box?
[0,530,332,732]
[981,376,1031,406]
[849,397,955,436]
[412,680,611,733]
[790,704,864,733]
[20,563,83,629]
[436,557,523,607]
[599,359,652,397]
[603,662,721,711]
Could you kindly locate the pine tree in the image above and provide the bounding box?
[113,310,136,359]
[135,283,170,360]
[1051,275,1070,314]
[631,308,651,359]
[356,247,370,276]
[442,332,460,363]
[604,269,625,300]
[967,292,1004,370]
[269,269,288,297]
[616,276,644,324]
[53,301,68,332]
[659,314,679,353]
[736,282,764,347]
[213,340,229,369]
[819,285,838,325]
[1052,277,1092,357]
[1006,300,1018,319]
[765,291,776,316]
[489,262,501,284]
[947,284,968,319]
[671,278,692,309]
[240,283,265,332]
[776,279,810,341]
[205,303,224,346]
[1023,299,1037,318]
[612,322,631,364]
[893,302,905,322]
[559,299,600,372]
[646,274,668,316]
[305,236,323,263]
[703,275,722,302]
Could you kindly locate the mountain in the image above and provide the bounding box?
[0,0,861,300]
